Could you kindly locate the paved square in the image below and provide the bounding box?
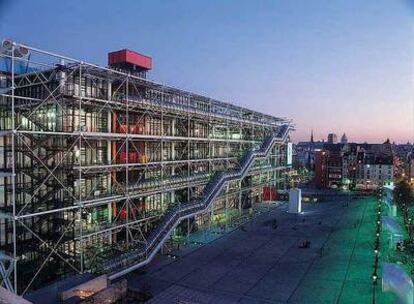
[126,197,394,303]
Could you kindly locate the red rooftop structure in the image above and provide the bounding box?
[108,49,152,77]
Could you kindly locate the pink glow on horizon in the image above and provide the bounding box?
[292,127,414,144]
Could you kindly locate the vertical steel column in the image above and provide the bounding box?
[107,81,113,244]
[187,218,190,240]
[226,106,230,171]
[209,205,213,234]
[11,42,17,293]
[208,100,212,178]
[225,184,229,231]
[125,76,129,248]
[207,100,212,237]
[186,94,190,208]
[78,62,84,273]
[160,89,164,211]
[272,144,276,196]
[239,180,242,216]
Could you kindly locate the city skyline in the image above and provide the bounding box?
[0,0,413,143]
[299,130,411,145]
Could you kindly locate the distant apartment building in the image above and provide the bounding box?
[296,131,348,173]
[314,151,328,187]
[326,145,343,186]
[356,163,392,189]
[314,142,393,190]
[314,144,344,188]
[354,143,393,190]
[327,133,337,144]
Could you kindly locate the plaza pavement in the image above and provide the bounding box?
[126,197,395,304]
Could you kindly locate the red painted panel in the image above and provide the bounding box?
[120,208,127,220]
[120,152,138,162]
[120,207,139,220]
[120,152,127,162]
[263,186,278,201]
[129,152,138,162]
[125,50,152,70]
[108,50,127,65]
[108,49,152,70]
[271,189,277,201]
[119,124,128,133]
[262,186,270,201]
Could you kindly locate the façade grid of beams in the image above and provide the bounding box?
[0,40,293,294]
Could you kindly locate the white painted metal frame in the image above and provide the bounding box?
[0,39,293,294]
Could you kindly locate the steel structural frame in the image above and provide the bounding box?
[0,40,292,295]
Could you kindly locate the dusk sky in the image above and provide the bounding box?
[1,0,413,143]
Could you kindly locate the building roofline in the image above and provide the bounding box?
[2,39,292,127]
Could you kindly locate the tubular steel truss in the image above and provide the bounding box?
[0,39,293,295]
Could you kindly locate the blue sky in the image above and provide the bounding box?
[1,0,413,143]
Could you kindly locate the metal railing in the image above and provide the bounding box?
[105,124,291,278]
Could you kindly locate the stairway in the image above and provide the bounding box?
[105,123,291,277]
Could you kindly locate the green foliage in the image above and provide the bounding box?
[393,180,413,209]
